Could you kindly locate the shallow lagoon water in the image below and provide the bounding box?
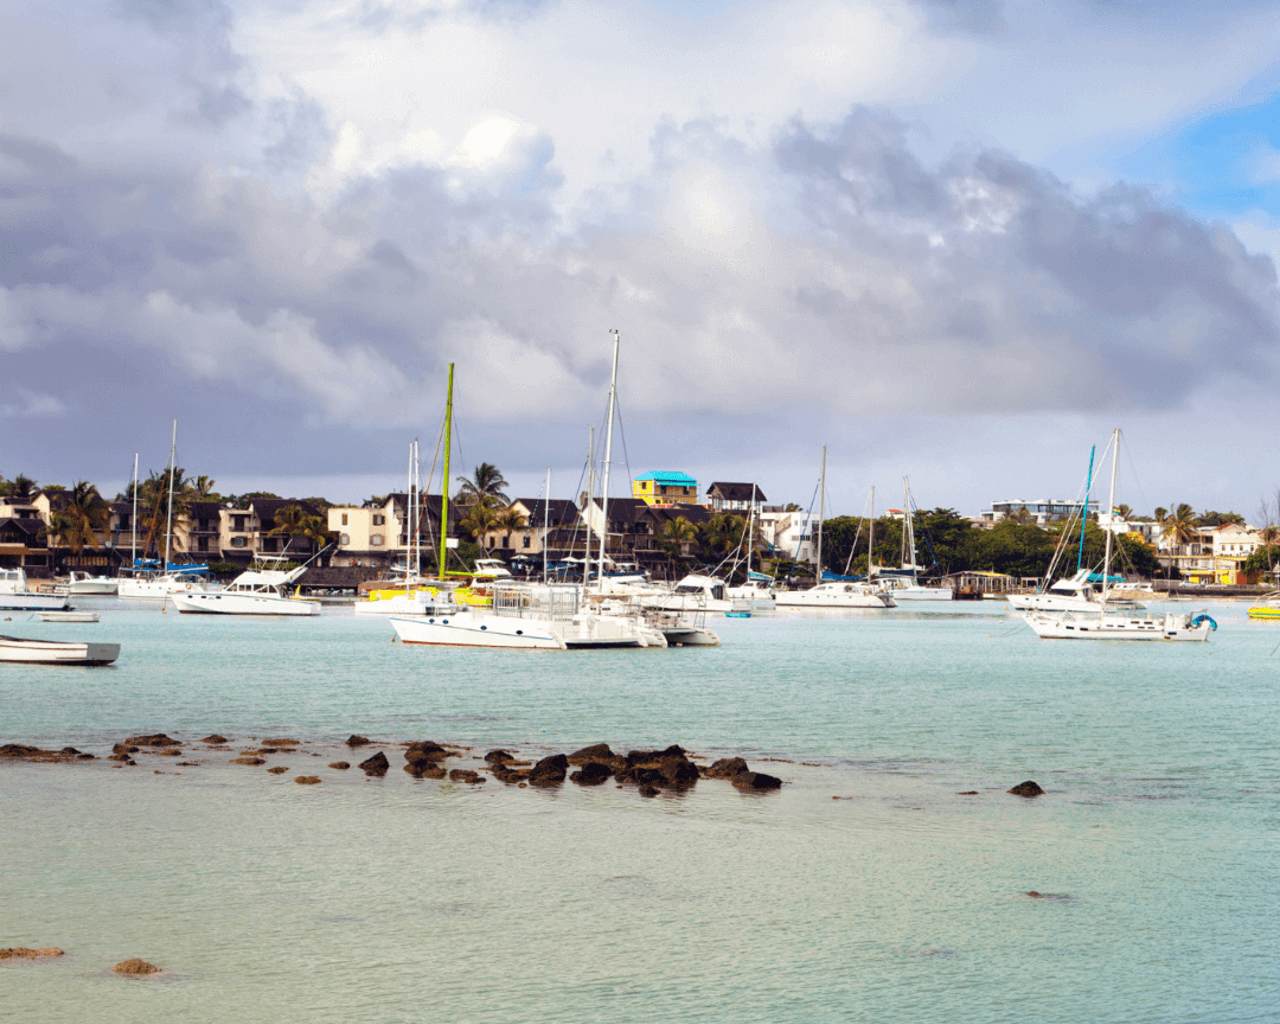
[3,599,1279,1022]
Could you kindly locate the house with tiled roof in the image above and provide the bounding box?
[706,482,767,512]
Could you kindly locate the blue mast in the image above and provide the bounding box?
[1076,445,1096,573]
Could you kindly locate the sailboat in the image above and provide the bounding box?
[1022,429,1214,641]
[776,450,896,609]
[117,426,211,599]
[875,478,952,601]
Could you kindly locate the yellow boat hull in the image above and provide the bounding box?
[1248,607,1280,620]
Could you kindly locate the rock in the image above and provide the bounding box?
[483,749,518,764]
[60,746,80,755]
[0,947,64,959]
[112,743,140,754]
[958,790,979,796]
[703,757,749,780]
[358,751,389,776]
[448,769,485,783]
[112,958,160,975]
[625,745,686,767]
[1007,780,1045,798]
[328,761,350,770]
[158,749,181,756]
[200,734,228,744]
[261,738,298,748]
[345,735,371,748]
[404,742,448,766]
[124,734,180,747]
[567,743,615,765]
[639,785,660,798]
[107,753,133,763]
[731,771,782,790]
[527,753,568,786]
[0,744,42,758]
[491,766,531,784]
[231,757,266,766]
[295,775,322,785]
[266,766,290,775]
[570,762,613,786]
[659,759,699,787]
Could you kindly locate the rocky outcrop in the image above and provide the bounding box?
[484,749,518,764]
[0,947,64,959]
[567,743,615,765]
[231,757,266,766]
[527,754,568,786]
[200,734,228,744]
[616,745,699,789]
[261,738,298,748]
[112,958,160,975]
[570,762,613,785]
[1,743,93,763]
[358,751,389,776]
[112,743,140,754]
[124,734,180,747]
[108,753,135,764]
[703,757,749,780]
[1007,781,1045,798]
[345,735,371,748]
[328,761,350,770]
[731,771,782,790]
[448,769,485,784]
[0,744,41,757]
[404,742,449,777]
[490,764,531,784]
[295,775,321,785]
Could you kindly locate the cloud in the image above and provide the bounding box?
[0,389,67,419]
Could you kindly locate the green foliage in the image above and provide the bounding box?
[1242,546,1276,575]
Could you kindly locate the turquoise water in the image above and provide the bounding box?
[3,600,1279,1021]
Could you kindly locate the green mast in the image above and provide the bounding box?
[438,363,454,578]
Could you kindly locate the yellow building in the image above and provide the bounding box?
[633,471,698,506]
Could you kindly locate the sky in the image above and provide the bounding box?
[3,0,1280,518]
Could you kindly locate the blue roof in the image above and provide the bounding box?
[635,471,697,485]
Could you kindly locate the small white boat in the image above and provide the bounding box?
[0,569,70,612]
[0,634,120,665]
[66,572,119,595]
[118,571,211,599]
[1008,568,1145,613]
[172,566,319,615]
[35,611,100,623]
[1023,608,1214,641]
[637,574,738,614]
[775,581,897,608]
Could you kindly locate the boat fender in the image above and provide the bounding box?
[185,582,193,590]
[1191,614,1217,630]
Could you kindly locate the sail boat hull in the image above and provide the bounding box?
[1023,609,1212,641]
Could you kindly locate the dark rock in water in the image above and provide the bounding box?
[527,754,568,786]
[158,749,181,756]
[630,767,663,786]
[261,738,298,748]
[449,769,485,784]
[626,745,686,767]
[200,734,228,745]
[704,757,749,780]
[328,761,350,770]
[567,743,615,765]
[346,735,371,748]
[570,762,613,786]
[0,947,63,959]
[957,791,979,796]
[267,766,290,775]
[76,753,95,760]
[295,775,321,785]
[0,744,42,758]
[1008,781,1045,798]
[491,765,531,784]
[404,742,448,767]
[484,749,517,764]
[232,756,266,766]
[732,771,782,790]
[112,958,160,975]
[639,785,660,798]
[660,759,699,787]
[60,746,80,755]
[112,743,140,754]
[125,734,180,747]
[108,753,134,763]
[359,751,389,775]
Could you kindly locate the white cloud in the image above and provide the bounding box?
[0,389,67,418]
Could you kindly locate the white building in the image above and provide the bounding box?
[759,509,820,563]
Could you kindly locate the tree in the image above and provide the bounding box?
[268,505,310,554]
[190,475,220,500]
[455,463,509,505]
[4,474,37,499]
[297,513,335,561]
[458,494,502,550]
[1161,504,1199,551]
[656,516,697,573]
[698,513,748,564]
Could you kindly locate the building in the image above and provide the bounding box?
[219,499,327,565]
[977,498,1099,527]
[482,498,582,557]
[705,482,767,513]
[328,494,452,569]
[758,509,820,563]
[633,471,698,507]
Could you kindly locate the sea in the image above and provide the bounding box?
[3,597,1278,1023]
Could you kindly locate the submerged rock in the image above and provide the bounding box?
[448,769,485,784]
[112,743,140,754]
[1007,781,1045,798]
[639,785,660,798]
[731,771,782,790]
[328,761,350,770]
[528,753,568,786]
[112,958,160,975]
[124,734,180,747]
[358,751,389,776]
[261,738,298,748]
[490,765,531,784]
[0,744,42,758]
[200,734,228,745]
[0,947,64,959]
[345,735,371,748]
[570,762,613,786]
[483,749,518,764]
[703,757,749,780]
[231,757,266,766]
[266,766,290,775]
[295,775,322,785]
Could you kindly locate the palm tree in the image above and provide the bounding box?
[268,505,310,555]
[657,516,698,574]
[190,475,219,500]
[455,463,509,505]
[6,474,36,500]
[58,481,111,553]
[297,513,335,561]
[458,494,502,551]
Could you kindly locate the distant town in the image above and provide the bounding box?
[1,466,1275,586]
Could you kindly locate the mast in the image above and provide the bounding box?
[585,426,595,581]
[438,364,454,577]
[543,468,551,584]
[1076,445,1096,574]
[1101,428,1120,608]
[413,439,422,579]
[164,419,177,569]
[130,452,138,568]
[902,477,916,574]
[598,330,621,587]
[815,445,826,583]
[746,483,756,578]
[868,485,876,579]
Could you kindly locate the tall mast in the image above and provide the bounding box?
[130,452,138,567]
[1076,445,1096,575]
[438,364,454,577]
[164,419,177,569]
[543,468,551,584]
[414,438,422,579]
[746,483,756,577]
[598,330,621,587]
[1101,428,1119,607]
[584,425,595,581]
[816,444,826,582]
[868,485,876,578]
[903,477,916,574]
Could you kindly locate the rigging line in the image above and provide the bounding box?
[841,490,873,577]
[419,416,447,565]
[614,392,634,500]
[782,477,822,589]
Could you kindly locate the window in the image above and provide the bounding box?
[197,538,208,553]
[231,536,247,548]
[341,513,349,526]
[371,534,384,546]
[341,533,350,545]
[373,514,385,526]
[261,538,277,553]
[523,536,531,549]
[233,516,247,532]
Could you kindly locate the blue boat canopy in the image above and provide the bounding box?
[166,563,209,574]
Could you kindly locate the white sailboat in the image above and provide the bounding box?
[776,451,896,609]
[1023,429,1214,642]
[876,478,953,601]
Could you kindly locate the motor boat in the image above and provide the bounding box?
[1007,568,1144,613]
[0,634,119,665]
[172,565,319,615]
[0,569,70,612]
[65,572,119,595]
